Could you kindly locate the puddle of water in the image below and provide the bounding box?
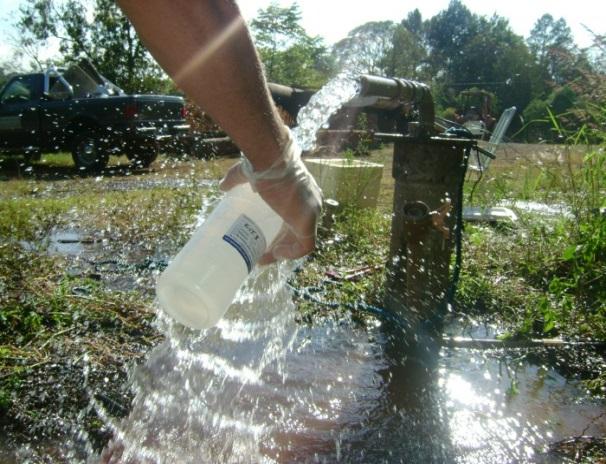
[6,291,605,463]
[35,226,184,294]
[47,229,103,257]
[66,278,604,464]
[32,228,150,293]
[499,200,573,219]
[441,346,606,463]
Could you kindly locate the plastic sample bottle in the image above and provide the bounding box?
[156,183,283,329]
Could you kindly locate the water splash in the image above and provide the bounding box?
[292,26,399,152]
[94,263,300,463]
[79,74,370,463]
[292,74,359,151]
[292,24,405,153]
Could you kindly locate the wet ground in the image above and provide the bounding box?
[1,148,605,463]
[59,274,606,463]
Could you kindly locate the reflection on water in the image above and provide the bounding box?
[442,345,606,463]
[86,266,606,463]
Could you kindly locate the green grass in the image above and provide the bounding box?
[0,241,162,438]
[461,143,604,336]
[34,152,81,168]
[293,206,391,322]
[0,152,225,244]
[0,186,214,245]
[0,154,229,444]
[292,141,605,342]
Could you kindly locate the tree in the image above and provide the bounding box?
[426,0,480,79]
[16,0,172,93]
[332,21,396,76]
[527,14,577,85]
[250,2,331,87]
[401,9,424,40]
[456,15,537,111]
[423,3,539,117]
[586,28,606,74]
[382,14,429,80]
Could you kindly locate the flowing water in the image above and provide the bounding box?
[291,74,360,152]
[28,73,604,462]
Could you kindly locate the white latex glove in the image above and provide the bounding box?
[219,129,322,265]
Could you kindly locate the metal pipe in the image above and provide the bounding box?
[267,82,297,99]
[267,82,315,120]
[385,138,472,335]
[442,336,606,350]
[354,75,436,135]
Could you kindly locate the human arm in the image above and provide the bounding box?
[117,0,322,262]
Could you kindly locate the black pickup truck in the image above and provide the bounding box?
[0,60,189,171]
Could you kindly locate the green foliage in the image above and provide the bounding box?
[542,148,606,336]
[0,183,206,247]
[353,113,372,156]
[527,14,576,85]
[250,3,332,87]
[550,85,577,115]
[382,22,428,80]
[522,98,551,142]
[0,198,64,242]
[440,107,458,121]
[395,12,428,79]
[294,207,390,321]
[332,21,396,76]
[520,86,594,143]
[426,0,479,73]
[373,1,601,137]
[17,0,170,93]
[459,111,606,341]
[428,4,539,115]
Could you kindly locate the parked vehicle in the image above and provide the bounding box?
[0,59,189,171]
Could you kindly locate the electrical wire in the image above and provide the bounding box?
[466,147,485,205]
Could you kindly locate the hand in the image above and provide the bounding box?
[219,140,322,265]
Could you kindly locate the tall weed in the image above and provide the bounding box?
[457,104,605,340]
[532,110,605,337]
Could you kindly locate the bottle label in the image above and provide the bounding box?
[222,214,267,273]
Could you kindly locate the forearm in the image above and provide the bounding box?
[117,0,288,170]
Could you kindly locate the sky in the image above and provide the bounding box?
[238,0,602,48]
[0,0,602,67]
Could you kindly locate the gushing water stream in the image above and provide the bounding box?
[292,73,360,151]
[63,74,605,463]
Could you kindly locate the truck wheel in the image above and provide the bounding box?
[24,149,42,164]
[72,131,109,172]
[127,148,158,168]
